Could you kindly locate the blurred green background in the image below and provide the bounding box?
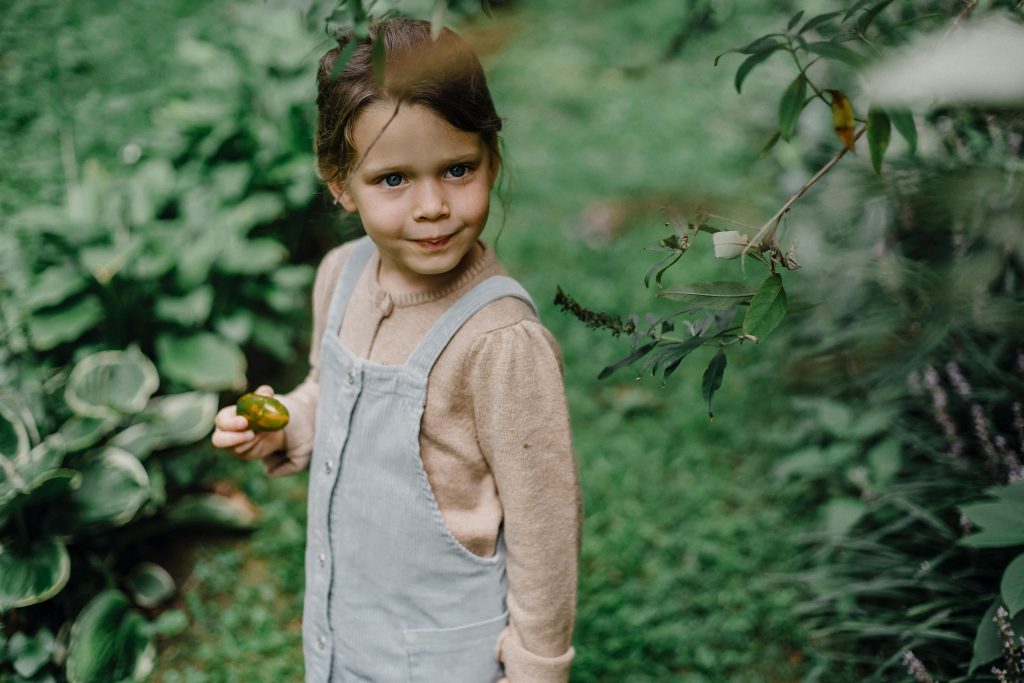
[2,1,1023,682]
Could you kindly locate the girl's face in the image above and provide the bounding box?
[332,101,498,294]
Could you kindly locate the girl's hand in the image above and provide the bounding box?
[211,385,286,460]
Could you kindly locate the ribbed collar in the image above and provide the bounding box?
[366,241,496,313]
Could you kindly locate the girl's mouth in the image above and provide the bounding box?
[412,234,454,251]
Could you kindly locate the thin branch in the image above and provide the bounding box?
[945,0,979,38]
[746,125,867,253]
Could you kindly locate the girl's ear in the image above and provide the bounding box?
[328,179,358,213]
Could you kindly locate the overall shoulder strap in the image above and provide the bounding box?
[325,236,376,335]
[405,276,538,377]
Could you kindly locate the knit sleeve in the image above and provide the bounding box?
[469,320,582,683]
[261,243,350,477]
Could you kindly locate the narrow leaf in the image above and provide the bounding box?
[889,109,917,154]
[843,0,875,22]
[778,75,808,141]
[598,342,657,380]
[1002,553,1024,617]
[759,130,781,158]
[805,41,863,66]
[644,252,681,289]
[799,11,844,34]
[787,11,805,31]
[659,281,757,310]
[856,0,897,33]
[701,349,727,419]
[867,108,891,174]
[481,0,493,18]
[331,40,359,83]
[830,90,856,151]
[715,34,784,65]
[735,48,779,93]
[371,38,387,85]
[743,273,788,342]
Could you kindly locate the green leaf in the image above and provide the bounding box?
[68,448,150,530]
[26,295,104,351]
[216,238,287,275]
[701,349,727,419]
[371,33,387,85]
[147,609,188,638]
[0,536,70,611]
[140,391,218,450]
[1002,553,1024,617]
[167,492,259,530]
[961,496,1024,548]
[60,415,121,451]
[154,287,214,327]
[331,40,358,82]
[715,34,785,66]
[867,437,902,485]
[742,273,787,342]
[786,10,805,31]
[65,347,159,420]
[867,108,891,174]
[66,590,155,683]
[804,41,863,66]
[970,599,1024,672]
[735,48,781,93]
[759,130,781,159]
[889,109,917,155]
[0,401,29,462]
[659,281,757,309]
[24,265,89,312]
[0,469,81,522]
[8,627,54,678]
[778,74,808,141]
[156,332,247,391]
[126,563,175,609]
[856,0,896,33]
[644,251,682,288]
[799,11,844,34]
[823,497,867,536]
[599,342,658,380]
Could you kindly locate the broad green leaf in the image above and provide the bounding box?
[1002,553,1024,617]
[65,347,159,420]
[778,75,807,141]
[867,438,902,485]
[0,535,70,611]
[26,296,104,351]
[970,599,1024,672]
[701,349,727,419]
[599,342,658,380]
[148,609,188,638]
[823,497,867,536]
[889,109,917,154]
[156,332,246,391]
[126,563,175,609]
[154,287,214,327]
[0,401,29,462]
[250,316,296,364]
[216,238,287,275]
[107,424,158,461]
[141,392,218,449]
[167,492,259,530]
[24,265,89,312]
[961,497,1024,547]
[867,108,891,174]
[60,414,121,451]
[69,448,150,529]
[659,281,756,309]
[8,627,54,678]
[805,41,863,66]
[742,274,787,342]
[66,590,154,683]
[0,469,81,522]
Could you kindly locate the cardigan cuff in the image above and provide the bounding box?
[496,628,574,683]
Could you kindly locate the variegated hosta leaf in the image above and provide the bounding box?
[0,469,81,523]
[0,535,70,611]
[68,448,150,530]
[65,347,159,420]
[141,391,218,450]
[126,562,176,609]
[66,590,155,683]
[0,401,29,462]
[59,414,122,452]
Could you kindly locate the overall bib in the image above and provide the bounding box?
[303,237,537,683]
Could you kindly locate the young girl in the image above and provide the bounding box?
[211,17,581,683]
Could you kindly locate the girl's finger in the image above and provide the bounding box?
[255,384,275,396]
[211,429,255,449]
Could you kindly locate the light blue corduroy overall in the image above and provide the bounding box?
[303,237,536,682]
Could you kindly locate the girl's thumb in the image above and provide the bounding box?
[254,384,275,396]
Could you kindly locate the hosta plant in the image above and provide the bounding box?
[0,347,257,682]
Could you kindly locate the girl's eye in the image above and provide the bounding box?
[447,164,470,179]
[381,173,403,187]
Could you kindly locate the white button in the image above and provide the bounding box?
[324,460,333,474]
[318,553,326,567]
[317,634,327,649]
[347,369,356,384]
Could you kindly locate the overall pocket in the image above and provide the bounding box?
[403,611,507,683]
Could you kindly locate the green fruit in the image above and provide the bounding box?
[235,393,289,432]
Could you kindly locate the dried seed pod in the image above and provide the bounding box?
[235,393,290,432]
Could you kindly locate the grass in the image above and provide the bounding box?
[5,0,822,680]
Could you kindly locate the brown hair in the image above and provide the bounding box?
[315,18,503,185]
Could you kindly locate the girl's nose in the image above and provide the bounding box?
[412,181,450,222]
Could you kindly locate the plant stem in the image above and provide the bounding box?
[945,0,979,38]
[788,45,831,106]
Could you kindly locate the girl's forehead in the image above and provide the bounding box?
[351,101,484,165]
